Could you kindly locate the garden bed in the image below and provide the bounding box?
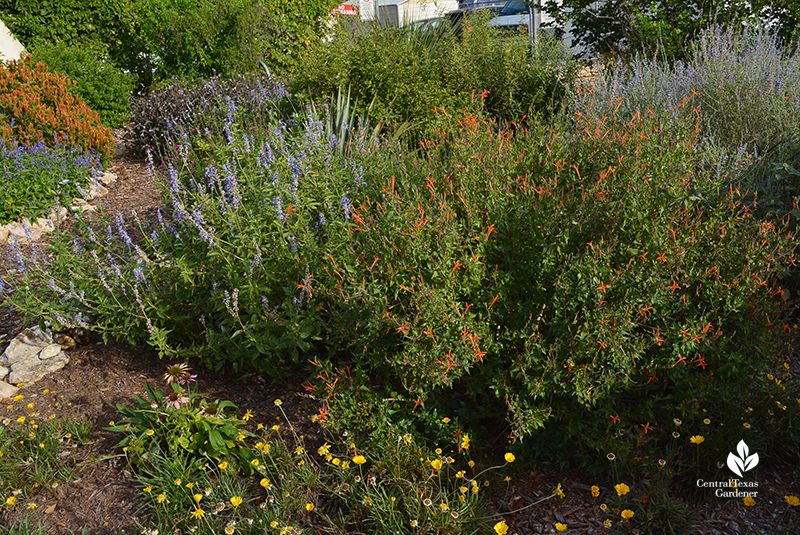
[0,153,797,534]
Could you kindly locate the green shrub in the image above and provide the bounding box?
[445,19,575,124]
[0,0,134,52]
[0,57,114,162]
[292,20,463,137]
[110,0,337,87]
[30,42,136,129]
[292,14,576,137]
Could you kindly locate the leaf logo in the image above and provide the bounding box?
[727,440,759,477]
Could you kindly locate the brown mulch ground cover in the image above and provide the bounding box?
[0,150,798,534]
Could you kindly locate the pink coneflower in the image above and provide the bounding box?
[166,391,189,409]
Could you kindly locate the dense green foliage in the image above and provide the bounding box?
[30,42,136,129]
[0,0,133,52]
[2,0,340,88]
[292,15,576,138]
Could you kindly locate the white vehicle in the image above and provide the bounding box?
[488,0,587,55]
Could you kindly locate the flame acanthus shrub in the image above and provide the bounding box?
[0,57,113,161]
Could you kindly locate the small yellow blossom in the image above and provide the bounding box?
[16,416,25,423]
[272,425,280,431]
[256,442,265,450]
[318,443,331,456]
[12,395,23,402]
[230,496,243,507]
[468,460,475,468]
[442,417,451,423]
[251,459,260,466]
[604,519,612,528]
[257,423,264,430]
[703,418,711,425]
[504,452,515,463]
[353,455,366,465]
[785,495,800,506]
[306,502,314,511]
[242,409,253,421]
[493,521,509,535]
[431,459,442,470]
[274,399,282,406]
[146,429,155,436]
[461,434,470,450]
[218,461,228,470]
[157,493,166,503]
[193,494,202,502]
[614,483,630,496]
[143,486,153,493]
[621,509,634,519]
[555,523,567,532]
[591,485,600,498]
[743,497,755,506]
[260,478,272,489]
[6,496,16,505]
[186,482,194,489]
[554,483,565,498]
[191,507,205,519]
[690,435,705,444]
[27,503,36,509]
[270,521,278,528]
[332,458,341,466]
[743,423,751,429]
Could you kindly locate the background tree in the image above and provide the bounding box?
[542,0,799,60]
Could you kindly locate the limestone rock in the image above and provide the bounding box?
[47,206,69,225]
[98,172,118,186]
[0,225,8,246]
[1,326,69,385]
[0,379,19,400]
[70,198,98,214]
[38,344,62,360]
[5,220,44,244]
[88,182,108,200]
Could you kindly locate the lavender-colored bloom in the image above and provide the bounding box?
[133,266,146,285]
[340,194,352,219]
[273,196,286,221]
[115,213,134,247]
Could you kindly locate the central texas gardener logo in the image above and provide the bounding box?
[727,440,759,477]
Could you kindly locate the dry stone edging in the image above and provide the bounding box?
[0,171,117,246]
[0,326,71,397]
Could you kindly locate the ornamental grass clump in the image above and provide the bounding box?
[0,56,113,162]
